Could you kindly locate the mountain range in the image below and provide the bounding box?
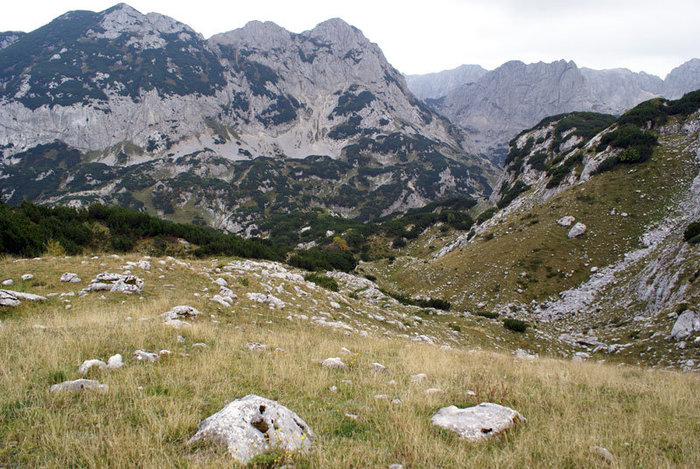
[407,59,700,158]
[0,3,495,233]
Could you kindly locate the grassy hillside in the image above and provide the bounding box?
[1,254,698,468]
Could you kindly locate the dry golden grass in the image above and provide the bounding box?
[1,254,699,468]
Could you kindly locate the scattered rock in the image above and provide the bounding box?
[214,278,228,287]
[371,362,388,373]
[557,216,575,227]
[590,266,599,273]
[106,354,123,369]
[411,373,427,382]
[329,385,338,393]
[1,279,12,286]
[186,394,314,464]
[21,274,34,281]
[244,342,268,352]
[321,357,347,369]
[670,310,700,340]
[78,359,107,375]
[425,388,444,395]
[345,413,359,420]
[0,289,47,307]
[431,403,525,442]
[590,445,614,464]
[340,347,353,354]
[161,305,202,327]
[192,343,208,349]
[60,272,81,283]
[514,349,538,360]
[85,273,144,294]
[573,352,591,362]
[465,390,476,396]
[567,223,587,238]
[133,350,159,362]
[389,464,404,469]
[50,379,108,393]
[177,335,186,343]
[246,292,285,309]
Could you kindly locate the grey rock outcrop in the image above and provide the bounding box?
[557,216,575,227]
[670,310,700,340]
[85,273,144,294]
[0,289,47,307]
[187,394,314,464]
[60,272,81,283]
[431,402,525,442]
[49,379,108,393]
[0,31,25,50]
[161,305,202,323]
[321,357,347,369]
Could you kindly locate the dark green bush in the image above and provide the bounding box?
[304,273,339,291]
[684,221,700,244]
[503,318,529,332]
[288,248,357,272]
[475,311,499,319]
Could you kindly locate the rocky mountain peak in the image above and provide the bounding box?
[304,18,370,52]
[664,58,700,99]
[209,20,293,50]
[91,3,200,44]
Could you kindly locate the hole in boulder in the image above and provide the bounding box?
[481,427,493,434]
[259,405,266,414]
[251,417,270,437]
[294,418,307,433]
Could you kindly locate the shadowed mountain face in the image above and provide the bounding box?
[0,4,497,232]
[409,59,700,160]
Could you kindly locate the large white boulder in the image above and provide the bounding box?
[321,357,347,369]
[431,402,525,442]
[567,223,587,238]
[187,394,314,464]
[671,310,700,340]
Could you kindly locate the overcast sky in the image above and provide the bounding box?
[1,0,697,78]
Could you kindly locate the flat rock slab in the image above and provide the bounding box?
[671,310,700,340]
[50,379,108,393]
[0,289,47,307]
[431,402,525,442]
[187,394,314,464]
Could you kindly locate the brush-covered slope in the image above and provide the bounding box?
[0,4,496,231]
[1,254,699,467]
[362,92,700,369]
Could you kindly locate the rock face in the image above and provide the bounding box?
[664,59,700,99]
[671,310,700,340]
[431,402,525,442]
[187,394,314,464]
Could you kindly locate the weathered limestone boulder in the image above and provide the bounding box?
[161,305,202,326]
[133,350,159,362]
[671,310,700,340]
[321,357,347,369]
[85,273,144,294]
[50,379,108,393]
[567,223,587,238]
[246,292,286,309]
[187,394,314,464]
[431,402,525,442]
[21,274,34,281]
[1,279,12,286]
[78,359,107,375]
[371,362,388,373]
[60,272,81,283]
[244,342,268,351]
[557,216,575,227]
[0,289,47,307]
[411,373,427,382]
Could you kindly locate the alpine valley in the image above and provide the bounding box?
[0,4,699,467]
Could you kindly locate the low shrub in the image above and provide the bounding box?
[304,273,339,292]
[503,318,529,332]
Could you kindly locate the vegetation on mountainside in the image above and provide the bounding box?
[0,202,281,260]
[685,221,700,244]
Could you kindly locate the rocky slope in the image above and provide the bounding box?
[363,92,700,369]
[0,3,496,231]
[413,59,700,158]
